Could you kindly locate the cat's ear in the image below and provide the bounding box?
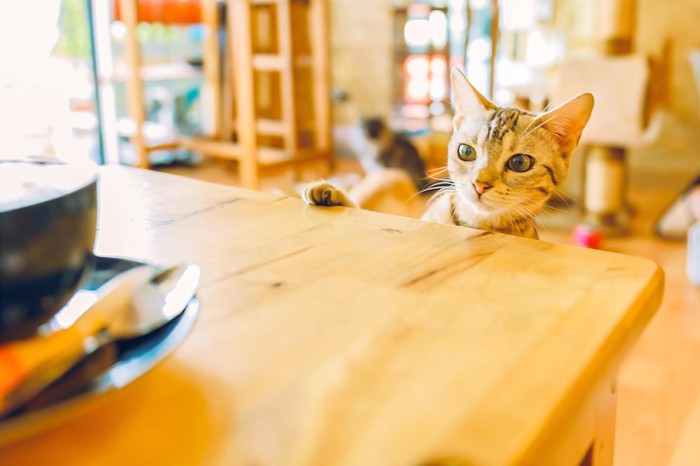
[539,93,594,157]
[450,67,496,128]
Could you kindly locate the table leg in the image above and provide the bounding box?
[592,376,618,465]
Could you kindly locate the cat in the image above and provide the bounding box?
[352,116,429,191]
[303,67,594,239]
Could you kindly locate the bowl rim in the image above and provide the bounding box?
[0,158,98,214]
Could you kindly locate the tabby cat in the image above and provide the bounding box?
[303,68,594,239]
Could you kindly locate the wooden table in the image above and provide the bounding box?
[0,167,664,465]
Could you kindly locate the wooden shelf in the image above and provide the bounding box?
[180,137,241,160]
[224,119,317,137]
[110,62,203,83]
[252,54,286,70]
[181,136,327,167]
[256,119,290,135]
[251,54,312,71]
[257,147,328,166]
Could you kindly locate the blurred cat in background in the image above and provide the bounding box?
[304,68,594,239]
[316,112,432,218]
[351,117,429,191]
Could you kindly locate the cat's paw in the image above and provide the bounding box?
[302,182,356,208]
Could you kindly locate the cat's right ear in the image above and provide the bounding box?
[451,67,496,129]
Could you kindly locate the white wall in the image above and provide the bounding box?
[330,0,395,125]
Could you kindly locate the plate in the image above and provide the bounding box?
[0,255,199,444]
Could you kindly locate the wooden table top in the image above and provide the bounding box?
[0,166,664,465]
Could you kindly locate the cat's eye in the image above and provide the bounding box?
[457,144,476,162]
[506,154,534,172]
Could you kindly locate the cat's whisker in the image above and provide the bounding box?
[504,192,543,212]
[422,185,457,208]
[538,102,553,114]
[505,210,525,236]
[424,177,453,185]
[426,166,449,176]
[416,180,455,194]
[501,198,539,231]
[414,178,456,195]
[408,182,455,202]
[507,202,534,224]
[522,114,557,139]
[551,187,575,209]
[539,199,574,214]
[539,205,570,215]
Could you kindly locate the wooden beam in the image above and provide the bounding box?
[277,0,299,170]
[252,54,286,71]
[308,0,333,170]
[229,0,260,188]
[145,141,180,152]
[181,137,242,160]
[201,0,222,138]
[488,0,499,100]
[119,0,148,168]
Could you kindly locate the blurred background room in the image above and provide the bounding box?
[2,1,700,463]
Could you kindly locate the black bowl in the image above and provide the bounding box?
[0,158,98,342]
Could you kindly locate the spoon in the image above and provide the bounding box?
[0,263,200,416]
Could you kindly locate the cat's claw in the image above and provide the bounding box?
[302,182,356,208]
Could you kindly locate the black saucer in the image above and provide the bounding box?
[0,255,199,442]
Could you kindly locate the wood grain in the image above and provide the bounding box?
[0,167,663,465]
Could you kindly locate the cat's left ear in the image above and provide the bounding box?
[539,93,594,158]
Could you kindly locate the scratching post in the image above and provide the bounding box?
[584,146,628,232]
[583,0,636,234]
[545,0,646,236]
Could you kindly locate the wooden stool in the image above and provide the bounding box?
[183,0,334,189]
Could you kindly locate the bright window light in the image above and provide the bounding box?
[469,0,489,10]
[404,19,431,48]
[404,55,430,103]
[525,30,561,68]
[430,55,447,100]
[501,0,537,31]
[467,37,491,63]
[428,10,448,48]
[449,12,465,35]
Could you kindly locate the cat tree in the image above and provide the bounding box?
[566,0,667,235]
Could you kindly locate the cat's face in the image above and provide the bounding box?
[447,68,593,221]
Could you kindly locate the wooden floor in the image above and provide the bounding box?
[159,157,700,465]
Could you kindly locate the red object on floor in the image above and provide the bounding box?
[573,224,604,249]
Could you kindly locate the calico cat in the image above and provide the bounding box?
[304,68,594,239]
[354,117,429,191]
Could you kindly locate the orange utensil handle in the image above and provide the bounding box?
[0,266,153,415]
[0,319,105,414]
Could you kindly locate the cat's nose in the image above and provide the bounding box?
[472,181,492,196]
